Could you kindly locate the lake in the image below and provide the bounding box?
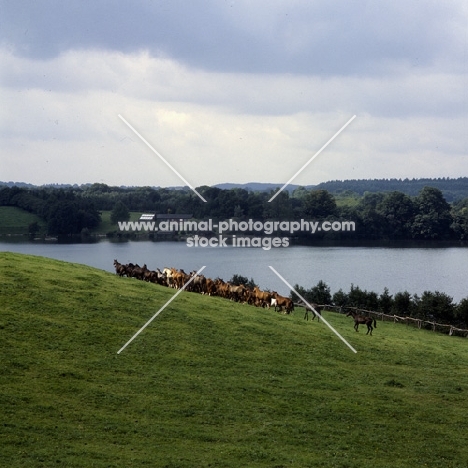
[1,239,468,303]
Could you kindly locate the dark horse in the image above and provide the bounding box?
[346,310,377,335]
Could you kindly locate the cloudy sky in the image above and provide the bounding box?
[1,0,467,188]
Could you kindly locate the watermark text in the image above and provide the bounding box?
[118,218,355,235]
[117,218,355,249]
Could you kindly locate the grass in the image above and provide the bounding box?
[1,252,468,467]
[94,211,147,236]
[0,208,141,237]
[334,193,361,209]
[0,207,45,236]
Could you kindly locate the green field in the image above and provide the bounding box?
[334,192,361,209]
[1,252,467,467]
[0,207,45,236]
[94,211,146,235]
[0,208,141,237]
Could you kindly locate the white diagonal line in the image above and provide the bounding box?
[268,265,357,353]
[118,114,207,203]
[268,115,356,202]
[117,266,206,354]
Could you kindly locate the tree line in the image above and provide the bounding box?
[227,273,468,329]
[289,280,468,329]
[315,177,468,201]
[1,183,468,240]
[0,186,100,236]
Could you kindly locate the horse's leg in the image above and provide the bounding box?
[304,310,309,320]
[354,322,359,332]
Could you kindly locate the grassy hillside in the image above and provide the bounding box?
[93,211,147,235]
[0,207,45,236]
[1,252,468,467]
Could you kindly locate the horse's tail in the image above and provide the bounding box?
[373,318,377,328]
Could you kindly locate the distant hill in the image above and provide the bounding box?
[2,178,467,201]
[213,178,468,201]
[0,181,310,193]
[315,178,468,202]
[213,182,314,192]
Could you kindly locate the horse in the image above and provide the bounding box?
[346,309,376,335]
[228,284,247,302]
[302,303,323,322]
[163,267,177,288]
[128,263,146,280]
[253,286,272,308]
[113,259,127,277]
[189,273,207,294]
[271,292,294,314]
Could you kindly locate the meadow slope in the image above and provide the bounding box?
[1,252,467,467]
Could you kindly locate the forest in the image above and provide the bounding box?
[314,176,468,201]
[1,180,468,240]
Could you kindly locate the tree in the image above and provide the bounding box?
[456,298,468,327]
[392,291,412,316]
[302,190,337,218]
[354,192,388,239]
[28,221,40,237]
[78,208,100,230]
[233,204,244,219]
[47,201,81,235]
[309,280,332,304]
[414,291,455,323]
[290,284,309,303]
[379,191,415,239]
[290,281,331,305]
[411,187,453,239]
[332,289,348,308]
[379,287,393,313]
[347,284,379,310]
[110,201,130,224]
[359,192,386,210]
[263,190,293,219]
[230,274,257,289]
[451,198,468,240]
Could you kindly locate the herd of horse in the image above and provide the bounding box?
[113,259,296,313]
[113,259,376,334]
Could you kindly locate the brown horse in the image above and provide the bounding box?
[271,292,294,314]
[113,259,127,277]
[346,310,377,335]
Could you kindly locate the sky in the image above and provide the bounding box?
[1,0,467,188]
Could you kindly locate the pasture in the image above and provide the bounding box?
[1,252,468,467]
[95,211,143,235]
[0,207,44,236]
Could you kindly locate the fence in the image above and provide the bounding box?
[321,305,468,338]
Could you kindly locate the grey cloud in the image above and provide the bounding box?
[1,48,465,121]
[1,0,465,76]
